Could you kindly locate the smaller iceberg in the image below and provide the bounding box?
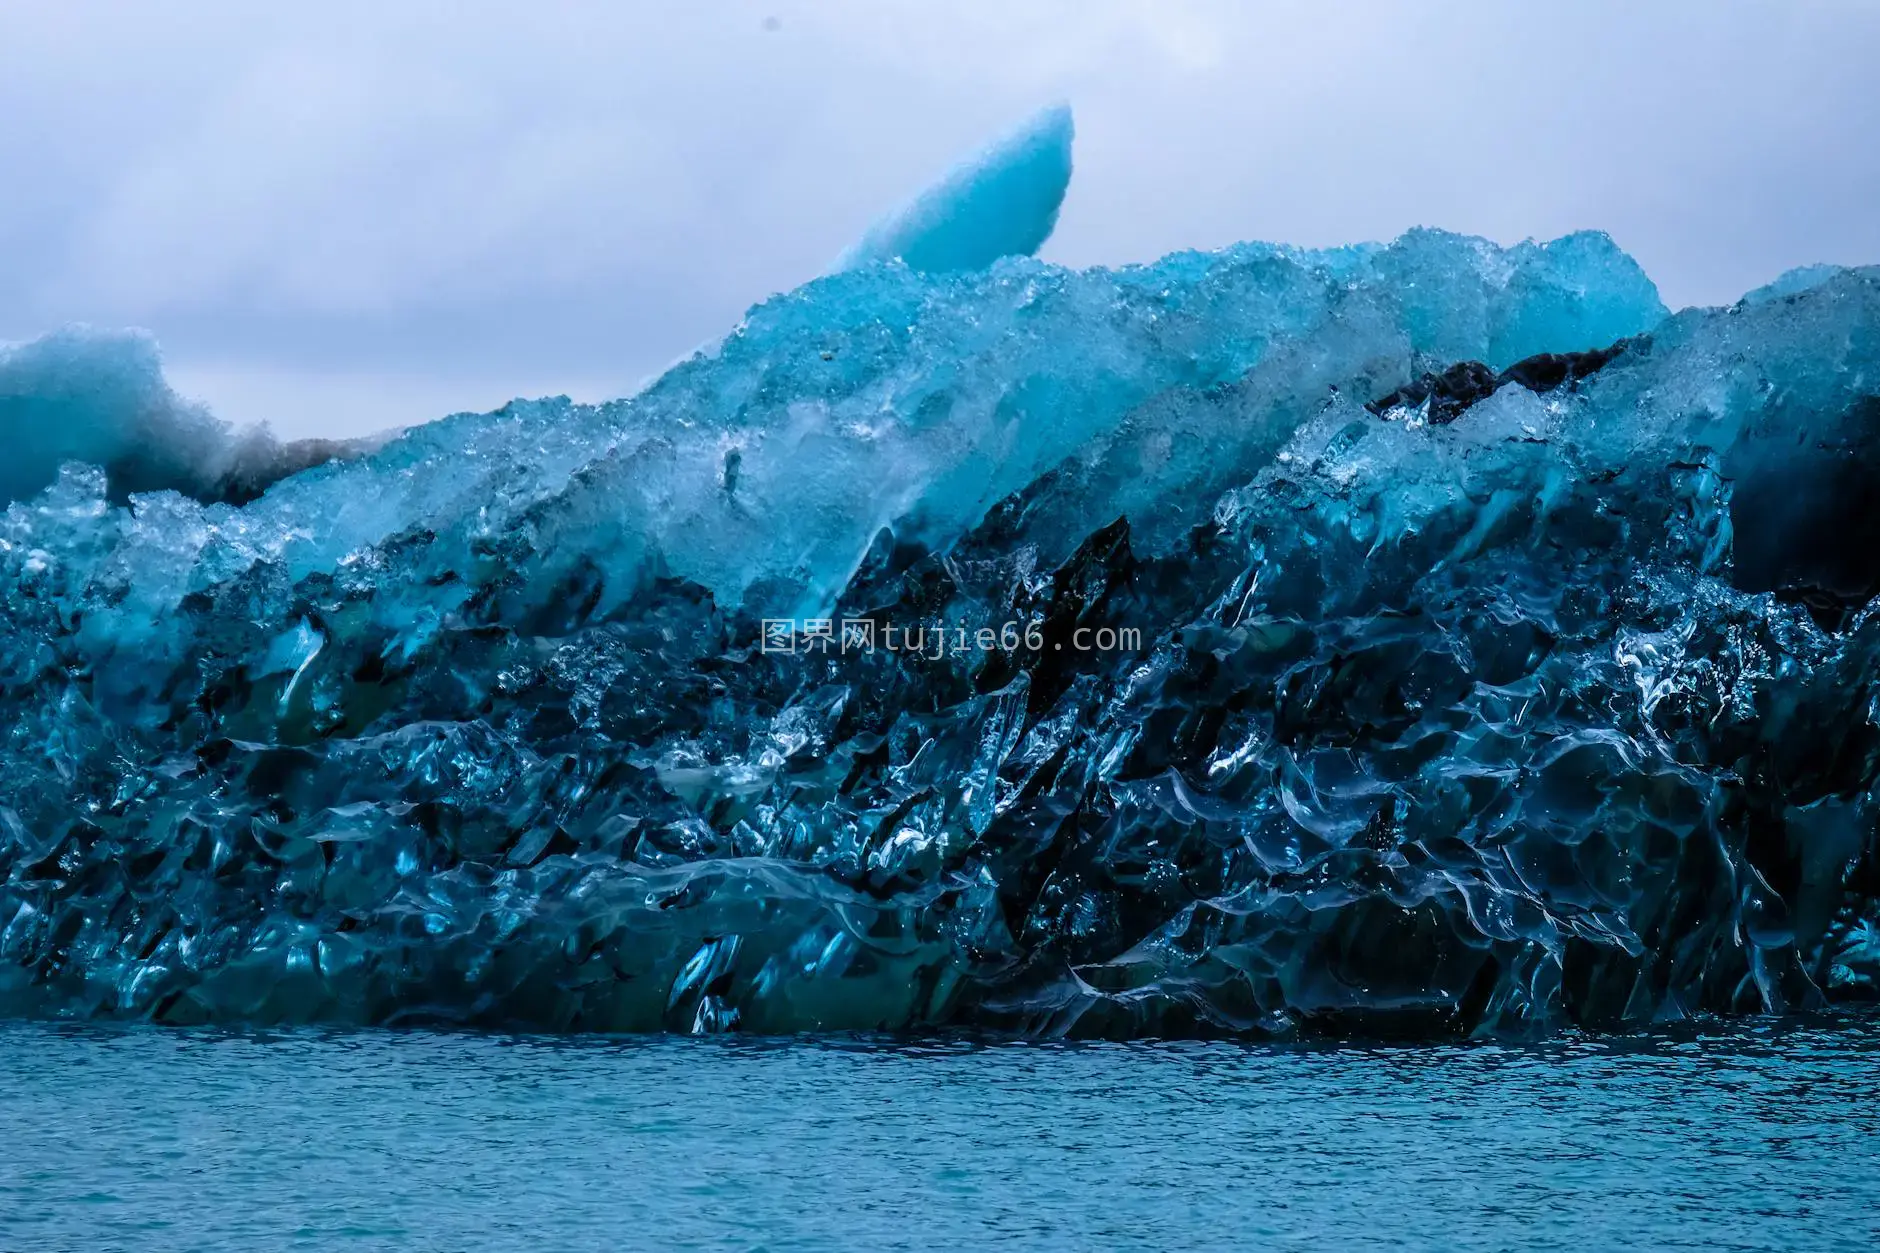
[0,328,376,507]
[836,104,1075,274]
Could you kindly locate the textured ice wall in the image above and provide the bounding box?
[836,104,1075,274]
[9,228,1658,635]
[3,231,1878,1038]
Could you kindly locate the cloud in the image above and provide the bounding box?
[1,0,1876,438]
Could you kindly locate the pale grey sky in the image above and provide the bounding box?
[3,0,1878,437]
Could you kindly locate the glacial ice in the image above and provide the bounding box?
[2,228,1879,1038]
[835,104,1075,274]
[0,328,379,508]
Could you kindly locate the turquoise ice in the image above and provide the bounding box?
[835,103,1075,274]
[2,120,1877,1037]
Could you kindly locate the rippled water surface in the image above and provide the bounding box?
[3,1018,1878,1251]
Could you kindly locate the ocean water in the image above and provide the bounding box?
[2,1019,1877,1251]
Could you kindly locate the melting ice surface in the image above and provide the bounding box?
[3,210,1880,1035]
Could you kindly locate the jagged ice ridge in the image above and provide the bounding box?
[3,125,1879,1036]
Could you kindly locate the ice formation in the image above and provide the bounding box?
[835,104,1074,274]
[0,328,376,507]
[2,222,1879,1037]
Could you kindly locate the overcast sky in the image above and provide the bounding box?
[4,0,1878,438]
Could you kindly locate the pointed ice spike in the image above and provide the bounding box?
[834,103,1075,274]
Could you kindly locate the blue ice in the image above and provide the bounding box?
[835,104,1075,274]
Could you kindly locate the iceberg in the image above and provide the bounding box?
[2,216,1878,1037]
[835,104,1075,274]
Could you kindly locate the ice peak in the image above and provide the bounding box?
[836,103,1075,274]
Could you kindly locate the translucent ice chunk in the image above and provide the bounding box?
[835,104,1075,274]
[0,327,377,508]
